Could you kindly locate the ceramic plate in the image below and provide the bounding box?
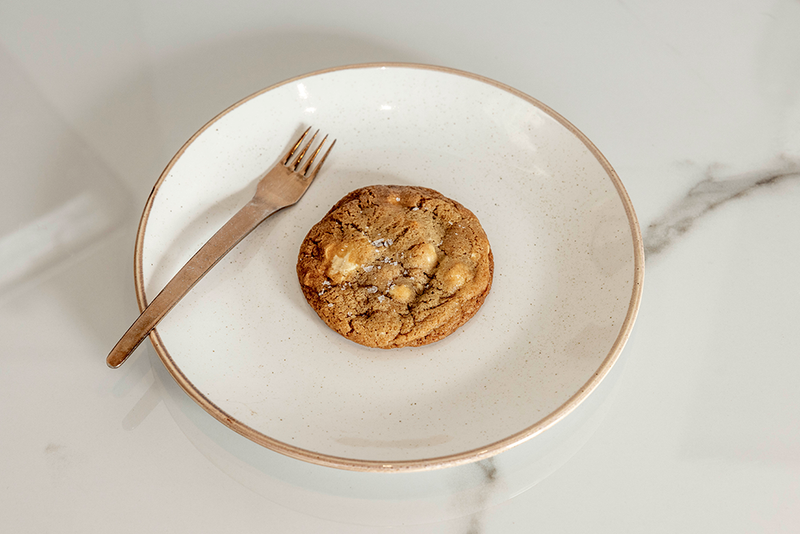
[136,63,644,472]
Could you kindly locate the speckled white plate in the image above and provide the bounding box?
[136,63,644,472]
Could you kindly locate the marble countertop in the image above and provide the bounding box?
[2,1,798,532]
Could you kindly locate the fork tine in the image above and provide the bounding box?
[289,129,319,170]
[282,126,312,165]
[306,138,336,180]
[300,134,329,175]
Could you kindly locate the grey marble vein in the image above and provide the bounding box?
[465,458,499,534]
[643,157,800,257]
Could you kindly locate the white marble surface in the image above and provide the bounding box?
[1,0,798,532]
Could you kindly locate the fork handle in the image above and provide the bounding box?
[106,199,280,368]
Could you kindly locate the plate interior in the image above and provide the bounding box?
[140,65,641,468]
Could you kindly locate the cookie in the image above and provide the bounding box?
[296,185,493,349]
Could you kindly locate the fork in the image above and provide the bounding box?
[107,126,335,369]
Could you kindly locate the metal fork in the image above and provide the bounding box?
[107,127,335,369]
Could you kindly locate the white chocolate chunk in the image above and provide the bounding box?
[442,262,473,293]
[328,252,360,280]
[409,243,438,271]
[388,283,415,303]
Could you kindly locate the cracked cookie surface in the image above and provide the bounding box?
[297,185,493,349]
